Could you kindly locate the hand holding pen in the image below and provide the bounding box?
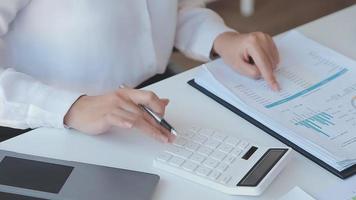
[119,85,177,141]
[64,84,176,143]
[139,105,177,136]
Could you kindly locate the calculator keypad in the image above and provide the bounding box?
[156,128,251,185]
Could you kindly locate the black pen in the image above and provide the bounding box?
[139,105,177,136]
[119,84,177,136]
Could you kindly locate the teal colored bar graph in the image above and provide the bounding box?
[295,112,334,137]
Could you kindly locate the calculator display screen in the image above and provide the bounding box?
[237,149,287,187]
[0,156,73,193]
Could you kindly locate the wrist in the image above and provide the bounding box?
[213,31,239,57]
[64,95,87,128]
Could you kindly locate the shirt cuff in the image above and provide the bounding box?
[27,82,83,129]
[191,20,236,62]
[48,89,83,129]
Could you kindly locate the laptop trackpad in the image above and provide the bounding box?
[0,156,73,194]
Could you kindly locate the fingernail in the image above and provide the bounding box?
[161,136,168,143]
[119,84,129,89]
[161,99,169,105]
[124,122,133,128]
[272,83,280,91]
[168,135,176,143]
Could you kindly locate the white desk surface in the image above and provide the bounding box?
[1,5,356,200]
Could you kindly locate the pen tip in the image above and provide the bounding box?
[171,129,178,136]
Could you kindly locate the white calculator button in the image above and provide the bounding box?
[184,141,200,151]
[199,129,215,137]
[219,174,232,185]
[189,153,206,164]
[203,158,219,169]
[225,137,240,146]
[197,146,213,156]
[216,163,229,172]
[210,151,226,162]
[192,134,208,144]
[212,132,227,142]
[223,155,236,165]
[169,156,185,167]
[182,161,198,172]
[196,166,211,177]
[205,139,221,149]
[217,144,233,153]
[167,146,192,159]
[231,148,242,156]
[237,140,249,149]
[180,131,194,138]
[189,126,201,133]
[173,137,188,147]
[156,152,172,162]
[208,170,221,180]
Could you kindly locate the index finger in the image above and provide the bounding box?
[136,115,169,143]
[248,46,280,91]
[123,89,168,116]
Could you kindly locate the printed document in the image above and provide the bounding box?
[195,31,356,171]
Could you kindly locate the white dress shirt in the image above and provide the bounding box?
[0,0,234,130]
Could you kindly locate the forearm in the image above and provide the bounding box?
[0,68,82,129]
[175,2,235,61]
[0,0,30,36]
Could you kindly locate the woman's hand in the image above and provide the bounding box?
[213,31,280,91]
[64,88,174,143]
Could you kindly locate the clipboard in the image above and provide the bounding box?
[188,79,356,179]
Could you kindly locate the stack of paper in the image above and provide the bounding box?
[195,31,356,172]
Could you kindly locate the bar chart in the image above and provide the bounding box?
[294,112,334,137]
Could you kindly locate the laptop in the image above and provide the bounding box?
[0,150,159,200]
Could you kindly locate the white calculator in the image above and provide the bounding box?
[153,126,293,196]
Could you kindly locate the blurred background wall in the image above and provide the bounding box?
[171,0,356,70]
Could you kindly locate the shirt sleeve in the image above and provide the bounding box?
[0,0,83,129]
[176,0,236,62]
